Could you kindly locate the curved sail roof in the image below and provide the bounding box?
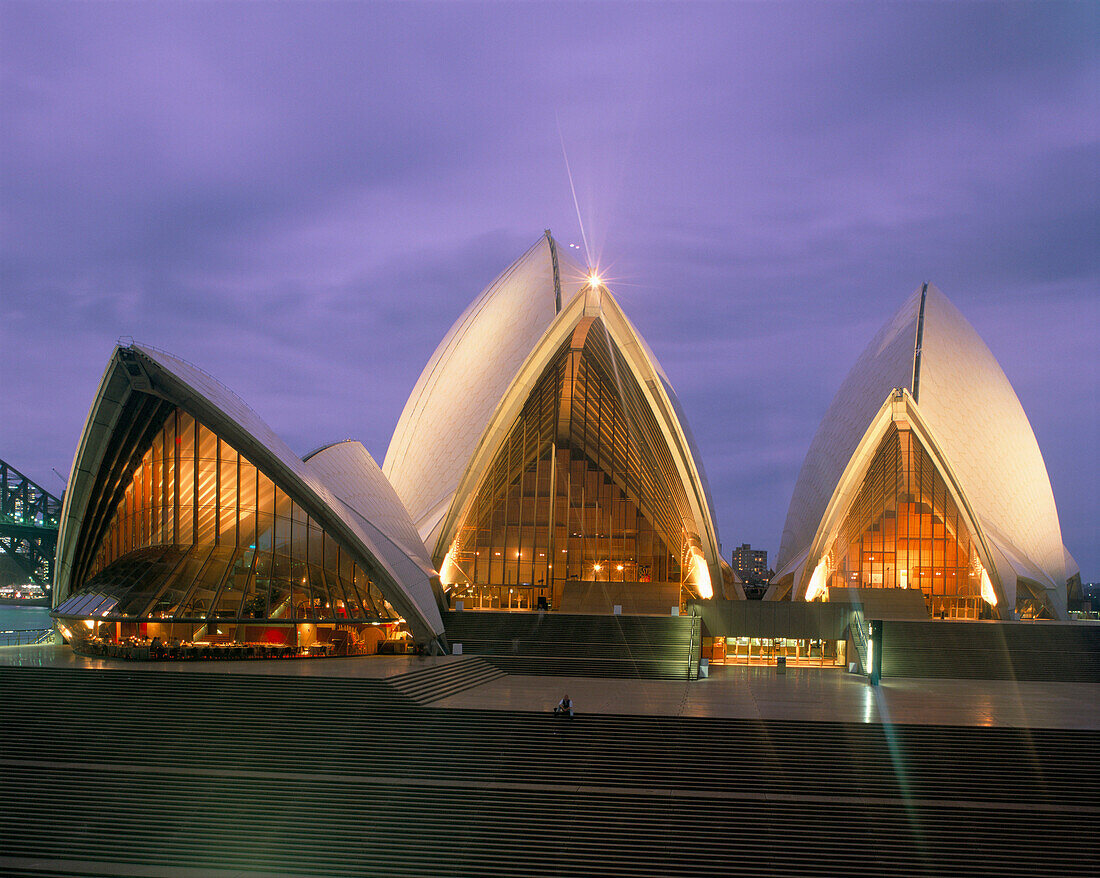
[383,233,586,547]
[303,439,436,582]
[777,288,920,573]
[423,266,725,594]
[55,344,444,640]
[916,286,1065,591]
[776,284,1068,615]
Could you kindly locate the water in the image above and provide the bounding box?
[0,605,53,632]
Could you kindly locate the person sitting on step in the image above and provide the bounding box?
[554,694,574,718]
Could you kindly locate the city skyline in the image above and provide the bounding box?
[2,2,1096,578]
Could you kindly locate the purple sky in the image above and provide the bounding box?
[2,2,1097,579]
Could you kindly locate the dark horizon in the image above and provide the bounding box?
[2,1,1096,579]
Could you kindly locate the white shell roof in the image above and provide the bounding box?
[918,287,1065,592]
[776,284,1067,603]
[432,280,725,591]
[383,234,586,544]
[1064,544,1080,580]
[56,344,444,640]
[776,287,919,574]
[303,440,435,579]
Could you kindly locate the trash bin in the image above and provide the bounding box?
[699,657,709,679]
[776,656,786,675]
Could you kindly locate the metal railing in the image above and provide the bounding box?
[850,608,870,672]
[0,628,54,647]
[688,610,701,681]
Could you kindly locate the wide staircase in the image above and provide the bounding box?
[387,656,507,704]
[443,610,701,679]
[881,620,1100,681]
[0,665,1097,877]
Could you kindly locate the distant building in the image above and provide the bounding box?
[732,544,768,583]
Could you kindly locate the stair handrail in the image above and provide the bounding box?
[687,607,698,681]
[850,607,869,673]
[0,628,54,648]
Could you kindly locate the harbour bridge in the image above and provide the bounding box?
[0,458,62,590]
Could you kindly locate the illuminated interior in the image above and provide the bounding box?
[706,636,847,668]
[54,407,401,653]
[812,424,993,619]
[441,317,711,610]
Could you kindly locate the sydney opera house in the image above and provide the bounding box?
[50,233,1078,653]
[767,283,1074,622]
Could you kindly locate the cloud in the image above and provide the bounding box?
[2,1,1096,576]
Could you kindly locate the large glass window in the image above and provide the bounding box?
[820,425,987,619]
[71,408,397,627]
[442,318,708,608]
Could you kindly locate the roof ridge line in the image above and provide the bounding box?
[545,229,562,313]
[911,282,929,403]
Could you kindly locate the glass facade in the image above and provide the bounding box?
[442,317,709,610]
[818,425,990,619]
[55,408,400,651]
[711,636,847,668]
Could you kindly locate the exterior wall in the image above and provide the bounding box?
[880,620,1100,681]
[690,598,853,641]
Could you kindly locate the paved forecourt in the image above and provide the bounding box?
[3,644,1099,729]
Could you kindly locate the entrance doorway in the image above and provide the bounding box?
[709,636,847,668]
[451,584,552,612]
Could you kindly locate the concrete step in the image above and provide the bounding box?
[3,667,1098,807]
[386,657,508,704]
[2,665,1098,876]
[0,764,1095,877]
